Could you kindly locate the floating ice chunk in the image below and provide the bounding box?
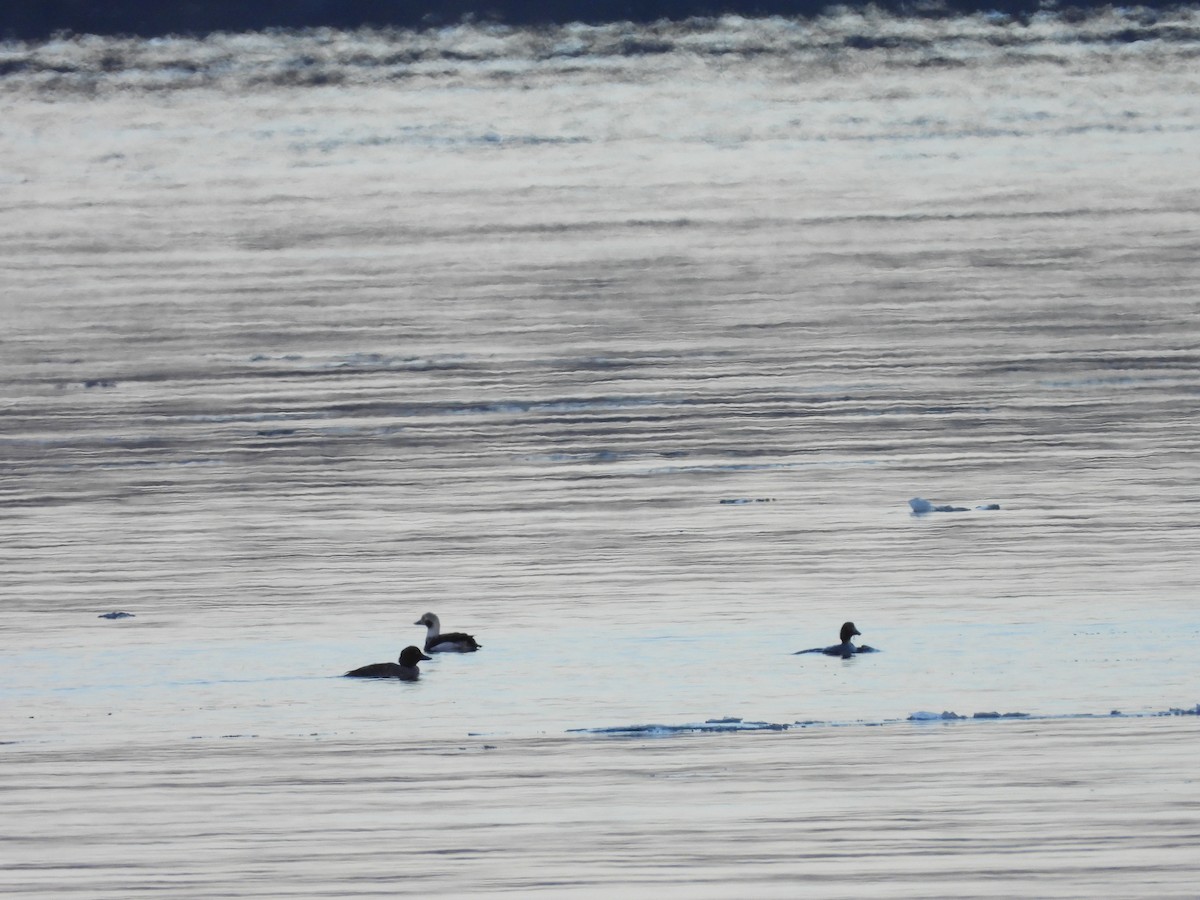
[909,497,967,513]
[98,611,135,619]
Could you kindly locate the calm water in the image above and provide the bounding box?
[3,11,1199,896]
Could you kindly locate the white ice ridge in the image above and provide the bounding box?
[568,706,1200,736]
[568,718,790,735]
[909,497,1001,514]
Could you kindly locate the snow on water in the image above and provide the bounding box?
[2,10,1200,897]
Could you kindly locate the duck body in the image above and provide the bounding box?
[415,612,481,653]
[345,645,431,680]
[795,621,876,657]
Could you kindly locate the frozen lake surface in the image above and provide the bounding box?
[2,10,1199,896]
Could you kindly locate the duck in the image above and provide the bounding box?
[344,645,431,680]
[415,612,481,653]
[794,621,876,658]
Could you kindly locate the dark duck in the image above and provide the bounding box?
[795,622,876,658]
[345,645,432,680]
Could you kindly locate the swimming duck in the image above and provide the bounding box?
[415,612,481,653]
[794,622,876,658]
[345,645,431,680]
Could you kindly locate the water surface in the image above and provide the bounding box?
[2,11,1199,896]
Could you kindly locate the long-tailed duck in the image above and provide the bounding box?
[415,612,481,653]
